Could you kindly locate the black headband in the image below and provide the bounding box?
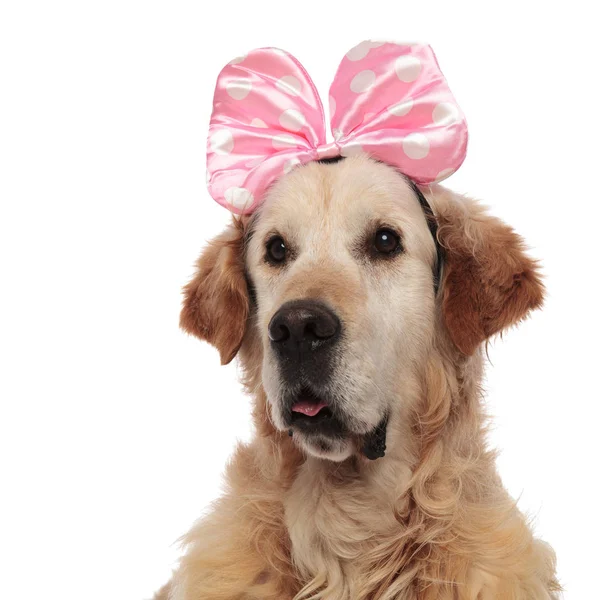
[406,180,444,295]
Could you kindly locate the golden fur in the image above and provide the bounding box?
[159,156,559,599]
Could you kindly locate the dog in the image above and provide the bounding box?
[156,154,560,599]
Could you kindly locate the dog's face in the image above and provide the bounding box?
[181,155,544,462]
[244,158,438,460]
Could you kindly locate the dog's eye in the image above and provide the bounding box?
[266,235,287,264]
[373,228,401,255]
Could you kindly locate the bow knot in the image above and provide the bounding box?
[314,142,341,161]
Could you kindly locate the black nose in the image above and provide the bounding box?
[268,300,340,351]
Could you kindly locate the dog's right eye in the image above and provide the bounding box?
[266,235,287,264]
[373,228,401,255]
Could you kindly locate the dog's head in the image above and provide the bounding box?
[181,155,543,461]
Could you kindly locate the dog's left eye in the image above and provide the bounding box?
[373,228,402,255]
[266,235,287,264]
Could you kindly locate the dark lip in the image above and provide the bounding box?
[285,386,345,436]
[291,386,327,409]
[291,406,334,424]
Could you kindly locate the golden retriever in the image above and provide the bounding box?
[156,155,560,599]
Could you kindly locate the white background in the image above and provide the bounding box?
[1,1,598,599]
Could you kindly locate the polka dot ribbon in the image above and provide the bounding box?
[207,41,468,214]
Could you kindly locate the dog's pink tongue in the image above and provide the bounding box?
[292,401,327,417]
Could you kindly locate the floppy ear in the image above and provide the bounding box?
[180,221,249,364]
[427,186,544,356]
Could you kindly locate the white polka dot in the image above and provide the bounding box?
[228,54,247,65]
[332,128,344,141]
[226,78,252,100]
[394,55,422,82]
[250,118,268,128]
[350,70,376,93]
[432,102,460,125]
[435,168,455,181]
[402,133,430,159]
[272,134,298,149]
[329,96,336,118]
[346,41,372,61]
[388,98,414,116]
[225,187,254,211]
[284,158,301,174]
[276,75,302,96]
[341,142,364,157]
[279,109,306,132]
[210,129,234,155]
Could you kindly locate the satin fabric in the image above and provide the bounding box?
[207,40,468,214]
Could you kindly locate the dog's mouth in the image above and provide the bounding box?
[284,387,387,461]
[290,387,334,423]
[288,387,339,431]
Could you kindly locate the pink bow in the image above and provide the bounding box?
[207,41,468,214]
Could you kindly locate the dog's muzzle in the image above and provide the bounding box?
[268,300,387,460]
[268,299,344,434]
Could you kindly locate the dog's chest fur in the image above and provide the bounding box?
[284,456,412,598]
